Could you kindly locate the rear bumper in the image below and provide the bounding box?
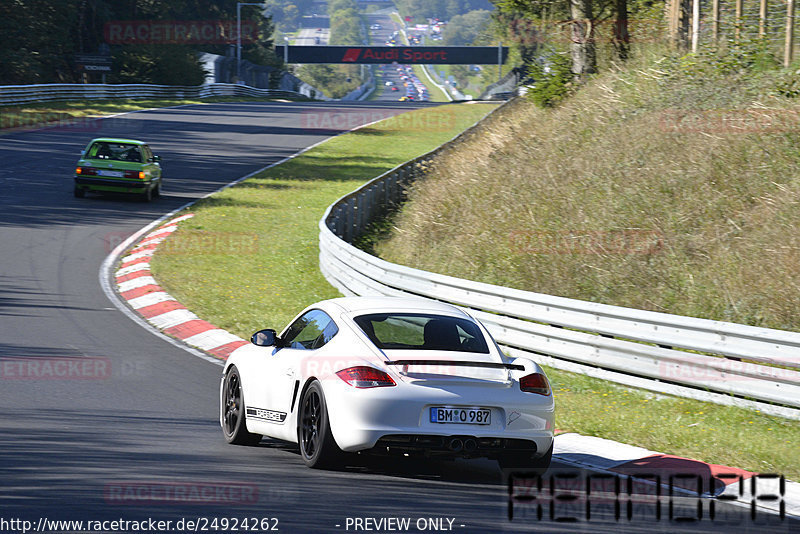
[322,378,555,454]
[75,176,156,192]
[370,434,543,459]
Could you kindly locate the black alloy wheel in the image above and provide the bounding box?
[222,366,262,446]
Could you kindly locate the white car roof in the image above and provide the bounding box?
[322,296,469,317]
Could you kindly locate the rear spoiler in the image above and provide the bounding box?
[386,360,525,371]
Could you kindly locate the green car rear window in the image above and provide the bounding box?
[87,142,143,163]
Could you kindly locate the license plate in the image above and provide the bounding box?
[98,170,124,177]
[430,407,491,425]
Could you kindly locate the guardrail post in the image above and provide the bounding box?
[343,198,352,243]
[331,208,342,238]
[366,185,376,226]
[355,194,363,236]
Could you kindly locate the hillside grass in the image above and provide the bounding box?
[374,49,800,332]
[546,366,799,480]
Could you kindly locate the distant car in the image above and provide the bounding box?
[220,297,555,471]
[74,138,162,201]
[391,86,399,91]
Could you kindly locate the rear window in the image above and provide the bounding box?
[354,313,489,353]
[87,142,143,163]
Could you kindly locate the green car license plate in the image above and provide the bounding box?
[97,170,124,177]
[430,407,491,425]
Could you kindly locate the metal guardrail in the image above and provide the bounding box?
[318,100,800,420]
[0,82,309,106]
[479,68,521,100]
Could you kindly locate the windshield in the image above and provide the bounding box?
[353,313,490,353]
[87,142,142,163]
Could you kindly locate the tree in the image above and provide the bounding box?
[613,0,629,60]
[0,0,280,85]
[443,10,492,45]
[496,0,601,81]
[569,0,597,79]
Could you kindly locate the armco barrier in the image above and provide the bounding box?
[0,82,309,106]
[318,100,800,420]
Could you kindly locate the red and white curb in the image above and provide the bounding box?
[114,214,798,521]
[554,433,799,519]
[114,213,250,361]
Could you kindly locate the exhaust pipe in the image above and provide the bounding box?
[464,438,477,452]
[448,438,463,452]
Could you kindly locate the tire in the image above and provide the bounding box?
[141,185,152,202]
[297,381,344,469]
[152,180,161,198]
[74,186,85,198]
[221,366,262,446]
[498,442,553,476]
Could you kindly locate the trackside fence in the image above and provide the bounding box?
[0,83,311,106]
[318,100,800,420]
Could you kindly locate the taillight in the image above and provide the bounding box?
[336,366,395,388]
[76,166,97,175]
[520,373,551,395]
[124,170,145,179]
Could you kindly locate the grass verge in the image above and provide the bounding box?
[412,65,450,103]
[0,95,308,132]
[375,51,800,332]
[149,102,498,333]
[547,366,799,480]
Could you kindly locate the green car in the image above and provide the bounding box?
[74,138,162,201]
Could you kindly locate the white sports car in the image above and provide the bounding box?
[220,297,555,471]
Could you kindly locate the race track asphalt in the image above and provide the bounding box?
[0,101,793,533]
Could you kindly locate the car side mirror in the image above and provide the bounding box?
[251,329,278,347]
[152,155,160,162]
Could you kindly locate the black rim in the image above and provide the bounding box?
[300,390,321,459]
[223,372,242,436]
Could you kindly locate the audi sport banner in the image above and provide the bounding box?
[275,46,508,65]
